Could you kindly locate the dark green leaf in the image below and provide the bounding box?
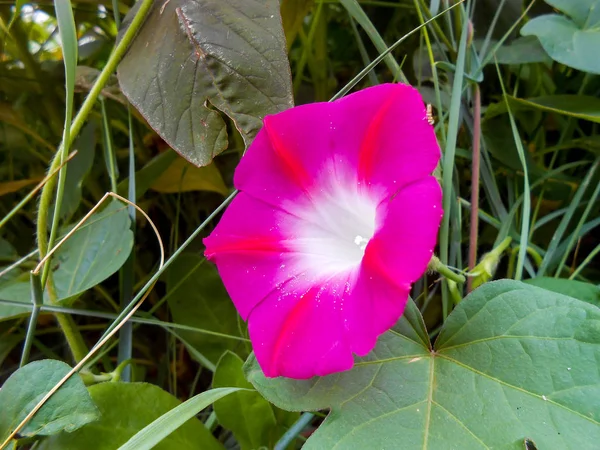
[214,351,297,450]
[166,254,245,365]
[246,280,600,449]
[118,0,293,166]
[52,201,134,303]
[38,382,223,450]
[0,360,99,441]
[524,277,600,306]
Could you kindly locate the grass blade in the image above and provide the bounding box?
[537,158,600,276]
[340,0,407,83]
[117,387,244,450]
[495,60,531,281]
[439,8,469,317]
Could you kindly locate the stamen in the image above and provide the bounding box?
[354,235,369,250]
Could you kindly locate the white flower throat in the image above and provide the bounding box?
[289,182,378,274]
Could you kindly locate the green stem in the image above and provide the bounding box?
[35,0,155,362]
[429,256,466,284]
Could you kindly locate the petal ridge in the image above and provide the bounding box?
[264,115,312,195]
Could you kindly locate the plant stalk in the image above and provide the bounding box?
[35,0,155,362]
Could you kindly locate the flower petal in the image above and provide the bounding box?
[248,273,355,379]
[356,84,440,193]
[235,83,439,207]
[343,263,411,357]
[203,192,309,319]
[367,176,443,287]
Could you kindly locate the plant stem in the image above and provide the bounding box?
[429,256,466,284]
[35,0,155,362]
[467,84,481,293]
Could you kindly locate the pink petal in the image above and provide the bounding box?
[203,192,308,319]
[248,272,355,379]
[247,258,412,378]
[234,83,439,206]
[367,176,443,286]
[355,84,440,192]
[343,262,411,357]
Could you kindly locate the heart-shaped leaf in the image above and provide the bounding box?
[38,382,223,450]
[246,280,600,449]
[52,200,134,303]
[524,277,600,307]
[118,0,293,167]
[0,360,99,442]
[521,0,600,74]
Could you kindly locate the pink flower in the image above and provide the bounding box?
[204,83,442,379]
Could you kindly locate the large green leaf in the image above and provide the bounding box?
[524,277,600,307]
[521,0,600,74]
[213,351,298,450]
[0,360,99,442]
[39,382,223,450]
[117,0,293,167]
[246,280,600,449]
[543,0,600,28]
[52,200,134,303]
[166,254,245,365]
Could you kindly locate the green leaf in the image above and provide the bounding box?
[493,36,551,65]
[117,0,293,167]
[544,0,600,28]
[214,351,297,450]
[150,155,228,195]
[524,277,600,306]
[119,387,241,450]
[39,382,224,450]
[508,95,600,124]
[166,254,245,364]
[0,276,36,321]
[246,280,600,449]
[52,201,134,303]
[521,4,600,74]
[0,360,99,442]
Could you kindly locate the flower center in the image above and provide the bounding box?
[289,183,378,274]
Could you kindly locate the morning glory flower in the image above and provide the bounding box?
[204,83,442,379]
